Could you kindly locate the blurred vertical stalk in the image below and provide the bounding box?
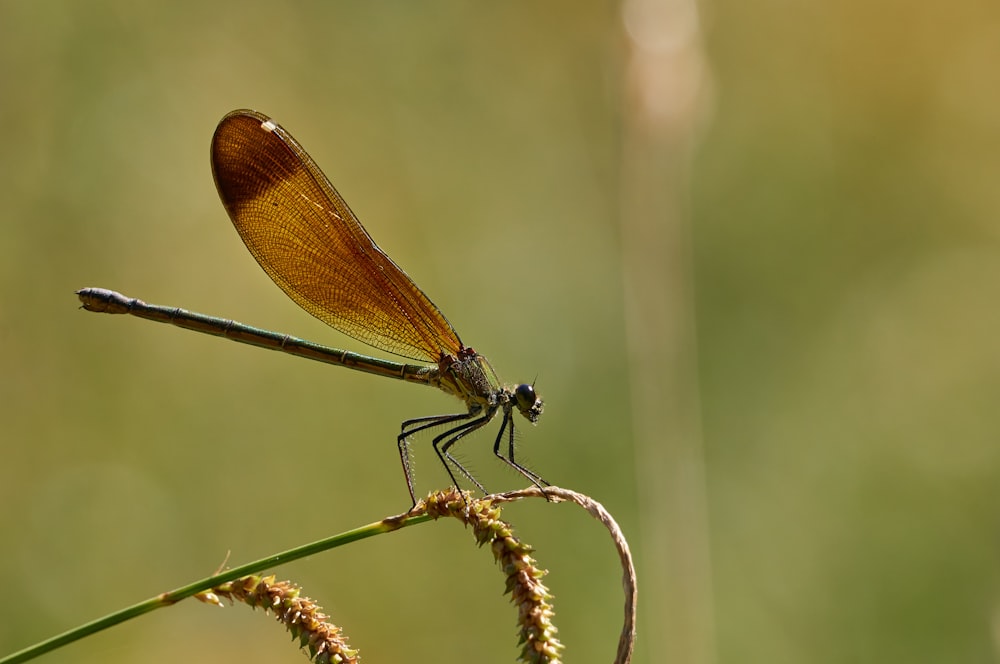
[619,0,715,662]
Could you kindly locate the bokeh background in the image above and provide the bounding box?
[3,1,1000,663]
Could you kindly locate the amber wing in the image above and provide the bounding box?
[211,110,463,362]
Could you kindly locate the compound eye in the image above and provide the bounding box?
[515,383,536,408]
[514,383,543,421]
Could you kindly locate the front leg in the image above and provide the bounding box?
[493,408,550,490]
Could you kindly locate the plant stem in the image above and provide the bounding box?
[1,511,431,664]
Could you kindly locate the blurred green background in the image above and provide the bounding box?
[3,1,1000,663]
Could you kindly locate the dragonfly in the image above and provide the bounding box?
[78,109,549,507]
